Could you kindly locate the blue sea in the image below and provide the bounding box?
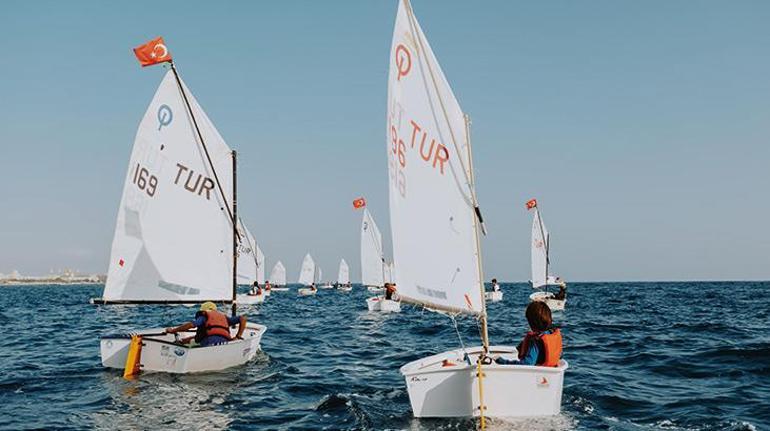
[0,282,767,430]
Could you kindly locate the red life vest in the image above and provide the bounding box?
[517,328,562,367]
[202,310,231,340]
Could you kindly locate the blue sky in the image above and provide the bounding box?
[0,1,768,281]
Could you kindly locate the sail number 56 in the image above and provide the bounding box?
[132,163,158,197]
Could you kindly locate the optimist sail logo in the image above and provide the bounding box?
[157,104,173,130]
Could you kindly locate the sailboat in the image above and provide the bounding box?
[269,261,288,291]
[387,2,567,419]
[360,208,386,293]
[336,258,352,291]
[95,39,266,374]
[235,220,265,304]
[297,253,317,296]
[528,199,567,310]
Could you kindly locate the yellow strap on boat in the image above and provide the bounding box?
[123,335,143,379]
[477,355,486,430]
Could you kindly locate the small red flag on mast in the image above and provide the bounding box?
[526,199,538,210]
[352,197,366,209]
[133,37,172,67]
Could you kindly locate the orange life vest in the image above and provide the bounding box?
[202,310,231,340]
[518,328,562,367]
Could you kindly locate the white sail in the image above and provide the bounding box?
[531,208,549,289]
[360,208,384,287]
[386,0,483,314]
[386,262,396,283]
[236,219,257,284]
[269,261,286,286]
[104,70,234,302]
[255,244,265,285]
[298,253,315,286]
[316,266,323,284]
[338,259,350,284]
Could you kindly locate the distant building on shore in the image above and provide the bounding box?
[0,269,106,285]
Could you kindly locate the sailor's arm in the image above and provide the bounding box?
[229,315,247,339]
[166,321,195,334]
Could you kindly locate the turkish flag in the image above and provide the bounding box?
[352,197,366,209]
[526,199,537,210]
[133,37,172,67]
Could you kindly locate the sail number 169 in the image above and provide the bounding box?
[132,163,158,197]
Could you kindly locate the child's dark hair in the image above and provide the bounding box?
[525,301,552,332]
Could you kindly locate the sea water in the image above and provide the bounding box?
[0,282,766,430]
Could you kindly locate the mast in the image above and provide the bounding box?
[231,150,238,316]
[465,114,489,354]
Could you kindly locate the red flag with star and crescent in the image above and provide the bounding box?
[133,37,172,67]
[526,199,538,210]
[353,197,366,209]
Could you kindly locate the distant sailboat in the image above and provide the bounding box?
[528,199,566,310]
[360,208,386,292]
[337,258,352,291]
[235,220,265,304]
[298,253,317,296]
[95,40,266,374]
[269,261,288,291]
[386,1,566,419]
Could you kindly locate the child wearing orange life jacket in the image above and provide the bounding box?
[495,301,563,367]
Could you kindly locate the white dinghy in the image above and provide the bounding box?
[386,3,567,420]
[337,259,352,291]
[485,291,503,302]
[269,261,288,291]
[94,41,266,375]
[297,253,317,296]
[528,199,567,311]
[235,220,266,304]
[359,207,387,293]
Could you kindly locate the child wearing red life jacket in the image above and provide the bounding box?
[495,301,563,367]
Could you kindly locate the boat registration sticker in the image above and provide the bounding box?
[536,375,550,388]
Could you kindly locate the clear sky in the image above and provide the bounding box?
[0,1,768,281]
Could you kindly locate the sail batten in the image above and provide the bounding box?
[386,0,483,315]
[103,70,234,302]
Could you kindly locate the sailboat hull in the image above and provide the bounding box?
[237,293,265,304]
[401,346,568,418]
[366,296,401,312]
[529,292,566,311]
[298,288,316,296]
[366,286,383,293]
[484,291,503,302]
[100,323,266,374]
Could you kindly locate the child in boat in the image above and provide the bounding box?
[166,301,246,346]
[495,301,562,366]
[491,278,501,292]
[384,283,397,300]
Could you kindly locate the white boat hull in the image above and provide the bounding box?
[366,286,383,293]
[298,288,316,296]
[100,323,266,374]
[485,291,503,302]
[237,293,264,304]
[401,346,568,418]
[366,296,401,312]
[264,289,271,297]
[270,287,289,292]
[337,285,352,292]
[320,284,334,289]
[529,291,566,311]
